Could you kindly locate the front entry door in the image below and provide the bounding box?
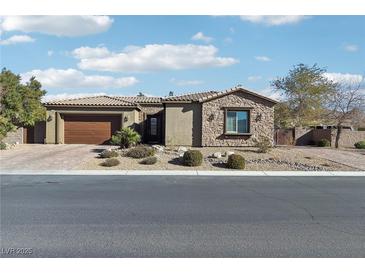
[146,113,162,143]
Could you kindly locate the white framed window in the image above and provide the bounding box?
[225,110,249,134]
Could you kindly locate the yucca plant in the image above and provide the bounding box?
[110,127,141,148]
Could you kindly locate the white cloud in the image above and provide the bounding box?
[0,16,113,37]
[343,44,359,52]
[255,56,271,62]
[0,34,34,45]
[240,16,309,26]
[47,50,54,56]
[247,75,262,82]
[73,44,238,72]
[21,68,138,89]
[170,78,204,86]
[191,32,213,43]
[72,46,111,58]
[260,87,282,101]
[43,92,108,103]
[324,72,363,85]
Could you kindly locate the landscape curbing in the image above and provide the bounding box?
[0,170,365,176]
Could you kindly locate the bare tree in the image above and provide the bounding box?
[326,76,365,148]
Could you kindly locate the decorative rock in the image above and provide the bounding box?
[152,145,164,152]
[177,146,188,152]
[212,152,222,158]
[224,151,235,157]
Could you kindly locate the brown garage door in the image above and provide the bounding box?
[64,115,121,144]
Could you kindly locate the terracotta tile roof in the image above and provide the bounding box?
[114,96,162,104]
[163,91,219,102]
[45,95,137,107]
[44,86,277,107]
[163,86,278,104]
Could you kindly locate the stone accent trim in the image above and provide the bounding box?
[201,91,275,146]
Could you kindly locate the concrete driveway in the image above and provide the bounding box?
[0,144,113,171]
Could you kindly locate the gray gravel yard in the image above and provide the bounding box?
[78,146,357,171]
[1,144,361,171]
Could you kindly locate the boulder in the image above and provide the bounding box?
[224,151,235,157]
[152,145,164,152]
[177,146,188,152]
[212,152,222,158]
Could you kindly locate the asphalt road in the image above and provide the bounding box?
[1,175,365,257]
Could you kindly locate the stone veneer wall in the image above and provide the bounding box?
[2,127,23,144]
[201,92,275,146]
[330,129,365,147]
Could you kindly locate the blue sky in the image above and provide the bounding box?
[0,15,364,101]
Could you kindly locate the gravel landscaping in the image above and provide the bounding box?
[77,145,357,171]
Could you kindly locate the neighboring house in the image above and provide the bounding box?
[13,86,277,146]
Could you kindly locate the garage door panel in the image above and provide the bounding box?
[64,115,121,144]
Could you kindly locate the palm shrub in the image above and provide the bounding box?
[182,150,203,166]
[110,127,141,148]
[354,140,365,149]
[226,154,245,169]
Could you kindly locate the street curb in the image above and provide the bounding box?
[1,170,365,176]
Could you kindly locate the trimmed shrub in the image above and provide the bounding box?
[226,154,245,169]
[110,127,141,148]
[317,139,330,147]
[182,150,203,166]
[354,140,365,149]
[126,146,155,159]
[99,149,119,158]
[101,158,120,167]
[254,137,272,153]
[139,156,158,165]
[0,142,6,150]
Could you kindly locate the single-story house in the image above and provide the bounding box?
[8,86,277,146]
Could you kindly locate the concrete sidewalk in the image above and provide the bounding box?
[1,170,364,176]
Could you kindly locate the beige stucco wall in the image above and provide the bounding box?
[201,91,275,146]
[45,110,56,144]
[165,103,202,146]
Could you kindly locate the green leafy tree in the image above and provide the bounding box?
[110,127,141,148]
[271,64,337,127]
[274,102,293,128]
[0,68,46,140]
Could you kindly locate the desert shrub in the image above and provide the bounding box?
[139,156,158,165]
[126,146,155,159]
[101,158,120,167]
[354,140,365,149]
[317,139,330,147]
[110,127,141,148]
[254,137,272,153]
[226,154,245,169]
[0,142,6,150]
[182,150,203,166]
[99,149,119,158]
